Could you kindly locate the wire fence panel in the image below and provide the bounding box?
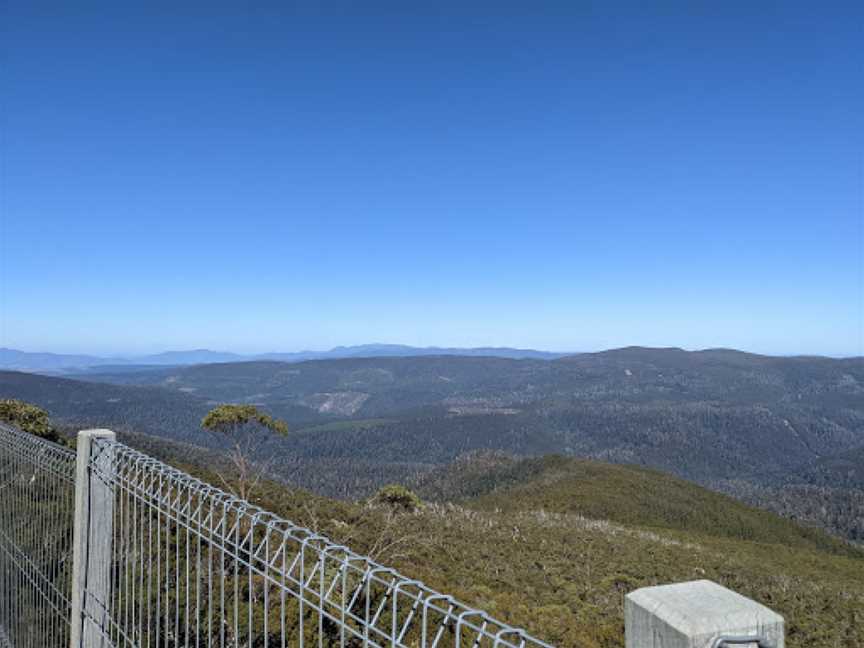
[85,438,553,648]
[0,424,553,648]
[0,423,77,648]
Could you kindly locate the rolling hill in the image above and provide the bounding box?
[133,435,864,648]
[2,347,862,541]
[415,453,857,555]
[0,370,214,446]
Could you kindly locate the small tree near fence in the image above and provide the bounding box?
[0,399,65,444]
[201,404,289,500]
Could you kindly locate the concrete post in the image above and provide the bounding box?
[69,429,116,648]
[625,580,784,648]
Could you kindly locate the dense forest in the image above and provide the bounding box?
[2,347,862,541]
[2,373,864,646]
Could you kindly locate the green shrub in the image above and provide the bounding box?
[0,399,61,443]
[371,484,423,511]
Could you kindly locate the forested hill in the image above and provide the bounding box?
[0,370,214,445]
[1,347,862,541]
[414,453,858,555]
[79,346,864,413]
[130,435,864,648]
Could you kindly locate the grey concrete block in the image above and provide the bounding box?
[625,580,784,648]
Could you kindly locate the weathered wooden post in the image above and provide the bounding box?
[69,429,116,648]
[625,580,784,648]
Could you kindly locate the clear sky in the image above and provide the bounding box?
[2,2,862,356]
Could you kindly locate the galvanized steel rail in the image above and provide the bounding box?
[0,423,553,648]
[0,423,77,648]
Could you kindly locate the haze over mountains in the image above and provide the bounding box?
[0,344,566,373]
[1,346,862,543]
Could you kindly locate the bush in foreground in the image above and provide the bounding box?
[371,484,423,512]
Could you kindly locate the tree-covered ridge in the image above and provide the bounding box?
[1,346,862,542]
[415,453,860,557]
[77,347,864,413]
[3,412,863,647]
[141,435,863,648]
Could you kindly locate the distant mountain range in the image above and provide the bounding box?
[1,346,862,542]
[0,344,566,373]
[2,345,862,646]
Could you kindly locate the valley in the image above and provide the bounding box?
[1,346,862,542]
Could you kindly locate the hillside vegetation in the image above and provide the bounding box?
[416,454,859,556]
[148,443,863,648]
[3,347,863,541]
[0,370,213,441]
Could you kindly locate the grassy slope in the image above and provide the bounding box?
[141,435,863,648]
[244,480,864,648]
[418,454,859,556]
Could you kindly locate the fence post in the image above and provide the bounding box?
[69,429,116,648]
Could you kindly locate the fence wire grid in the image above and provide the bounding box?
[0,422,553,648]
[0,423,77,648]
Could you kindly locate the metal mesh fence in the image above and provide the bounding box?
[0,423,553,648]
[0,423,77,648]
[86,437,553,648]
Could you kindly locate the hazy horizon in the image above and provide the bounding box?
[2,342,860,361]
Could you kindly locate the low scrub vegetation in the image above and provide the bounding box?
[371,484,423,512]
[155,442,863,648]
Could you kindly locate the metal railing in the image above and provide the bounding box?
[0,424,553,648]
[0,423,77,648]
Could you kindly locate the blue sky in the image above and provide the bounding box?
[2,2,862,356]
